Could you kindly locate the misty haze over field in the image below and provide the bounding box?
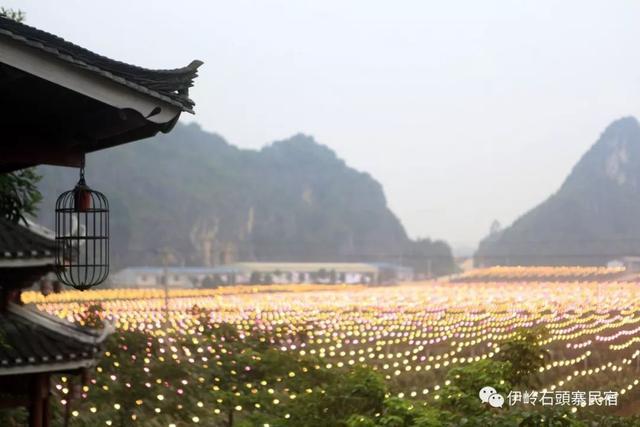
[8,1,640,252]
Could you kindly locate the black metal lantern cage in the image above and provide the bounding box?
[55,167,109,291]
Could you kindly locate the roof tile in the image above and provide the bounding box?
[0,306,107,373]
[0,218,56,260]
[0,15,201,112]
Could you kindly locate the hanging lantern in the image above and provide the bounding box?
[55,159,109,290]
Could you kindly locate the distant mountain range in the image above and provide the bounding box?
[475,117,640,266]
[35,122,455,276]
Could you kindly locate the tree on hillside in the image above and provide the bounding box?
[489,220,502,236]
[403,238,457,278]
[0,7,25,22]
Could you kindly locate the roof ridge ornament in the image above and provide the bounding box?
[55,156,109,290]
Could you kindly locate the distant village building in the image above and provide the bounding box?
[111,266,240,288]
[608,256,640,272]
[111,262,414,288]
[369,262,415,283]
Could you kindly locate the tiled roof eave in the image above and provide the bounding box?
[0,28,197,113]
[0,218,56,264]
[9,303,115,345]
[0,304,111,375]
[0,357,99,376]
[0,15,202,113]
[0,257,54,268]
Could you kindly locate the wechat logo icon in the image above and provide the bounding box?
[479,386,504,408]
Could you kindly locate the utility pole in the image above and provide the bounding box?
[163,252,169,323]
[157,247,174,324]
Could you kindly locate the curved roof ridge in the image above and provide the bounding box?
[9,303,115,345]
[0,15,202,111]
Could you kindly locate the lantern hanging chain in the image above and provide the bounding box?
[79,156,86,181]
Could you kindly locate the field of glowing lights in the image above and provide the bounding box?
[19,279,640,425]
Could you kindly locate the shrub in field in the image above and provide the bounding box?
[438,359,513,416]
[253,366,387,427]
[496,326,550,388]
[346,397,451,427]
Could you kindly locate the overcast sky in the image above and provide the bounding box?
[6,1,640,252]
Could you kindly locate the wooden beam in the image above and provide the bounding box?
[0,150,84,169]
[0,108,159,172]
[0,63,28,90]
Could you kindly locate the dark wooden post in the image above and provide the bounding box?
[42,374,51,427]
[28,374,49,427]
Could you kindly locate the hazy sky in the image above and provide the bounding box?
[7,1,640,252]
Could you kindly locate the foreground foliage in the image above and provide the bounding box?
[11,281,640,425]
[38,316,640,426]
[0,168,41,223]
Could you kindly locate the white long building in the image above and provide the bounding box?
[110,262,413,288]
